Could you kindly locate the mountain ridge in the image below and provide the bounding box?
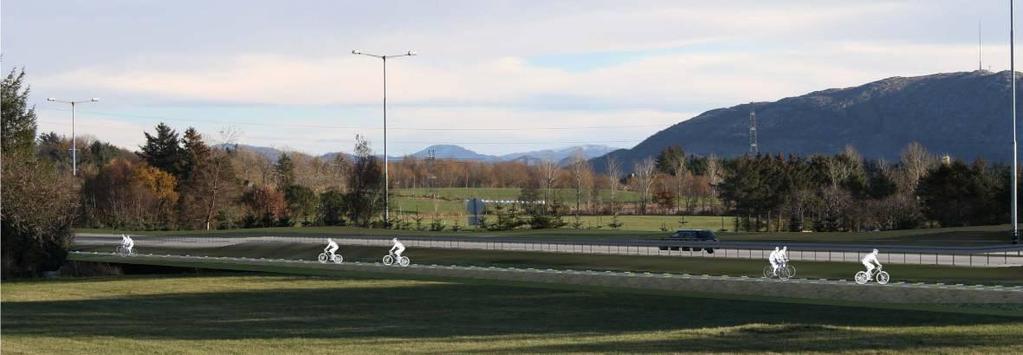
[591,70,1020,172]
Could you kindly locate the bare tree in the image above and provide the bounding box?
[538,159,559,207]
[673,158,689,214]
[606,157,621,213]
[899,142,934,193]
[199,128,241,230]
[634,157,656,215]
[568,151,592,213]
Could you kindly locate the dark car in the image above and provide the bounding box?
[659,229,718,253]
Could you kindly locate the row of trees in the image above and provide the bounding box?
[715,145,1011,232]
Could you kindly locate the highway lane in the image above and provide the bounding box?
[74,233,1023,267]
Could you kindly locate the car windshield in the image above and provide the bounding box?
[673,230,715,240]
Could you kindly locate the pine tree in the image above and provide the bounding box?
[1,68,37,155]
[181,127,211,182]
[274,152,295,189]
[138,123,184,177]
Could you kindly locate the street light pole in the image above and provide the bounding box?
[1013,0,1020,243]
[47,97,99,176]
[353,49,416,225]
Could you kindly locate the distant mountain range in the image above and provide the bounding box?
[592,70,1021,172]
[225,143,617,165]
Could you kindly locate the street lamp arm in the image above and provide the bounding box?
[352,50,417,59]
[47,98,100,104]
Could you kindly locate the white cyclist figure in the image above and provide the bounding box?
[862,248,881,276]
[120,234,134,255]
[325,238,340,260]
[768,246,782,276]
[390,237,406,261]
[778,246,789,267]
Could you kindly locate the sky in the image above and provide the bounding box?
[1,0,1015,156]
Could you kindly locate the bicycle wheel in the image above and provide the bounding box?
[778,266,791,280]
[762,266,773,278]
[876,271,890,285]
[333,254,344,264]
[318,253,328,263]
[785,265,796,278]
[399,256,410,267]
[854,271,869,285]
[382,255,394,265]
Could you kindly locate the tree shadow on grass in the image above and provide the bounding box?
[3,278,1021,352]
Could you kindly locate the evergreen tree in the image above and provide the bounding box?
[655,145,686,175]
[274,152,295,189]
[138,123,184,177]
[1,68,37,155]
[181,127,211,182]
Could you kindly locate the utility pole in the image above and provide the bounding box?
[1012,0,1020,243]
[352,49,416,225]
[46,97,99,176]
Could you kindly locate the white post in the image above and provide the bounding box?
[71,102,77,176]
[1014,0,1020,243]
[383,56,389,225]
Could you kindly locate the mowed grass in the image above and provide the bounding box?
[3,274,1022,354]
[72,242,1023,286]
[396,187,644,202]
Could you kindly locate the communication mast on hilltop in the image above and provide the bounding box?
[749,110,759,155]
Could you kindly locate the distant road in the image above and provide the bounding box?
[74,233,1023,267]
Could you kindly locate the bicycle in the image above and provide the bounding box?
[762,262,795,280]
[317,252,343,264]
[115,246,132,257]
[855,265,890,285]
[382,252,410,267]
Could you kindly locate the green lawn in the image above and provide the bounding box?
[72,241,1023,286]
[396,187,644,202]
[3,274,1021,354]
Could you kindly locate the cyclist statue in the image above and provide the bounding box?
[390,237,406,261]
[862,249,881,276]
[121,234,134,255]
[324,238,339,260]
[768,246,782,276]
[779,246,789,266]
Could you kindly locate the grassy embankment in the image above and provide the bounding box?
[3,274,1022,354]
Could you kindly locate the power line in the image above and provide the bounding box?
[35,119,644,146]
[36,107,678,131]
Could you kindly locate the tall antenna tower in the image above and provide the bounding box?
[979,19,984,71]
[749,110,759,155]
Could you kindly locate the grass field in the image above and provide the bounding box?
[3,274,1022,354]
[396,187,644,202]
[72,241,1023,286]
[391,187,727,231]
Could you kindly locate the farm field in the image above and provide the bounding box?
[3,274,1021,354]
